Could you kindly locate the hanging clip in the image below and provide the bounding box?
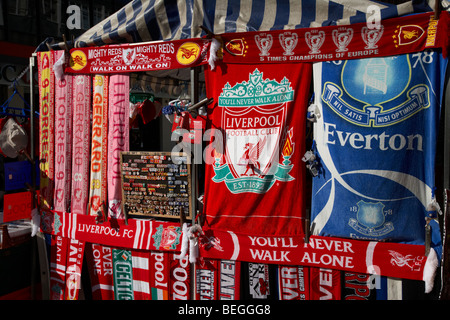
[302,149,319,177]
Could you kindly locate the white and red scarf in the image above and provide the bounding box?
[169,253,191,300]
[108,74,129,219]
[71,74,91,215]
[131,250,151,300]
[309,268,341,300]
[278,265,309,300]
[37,51,55,211]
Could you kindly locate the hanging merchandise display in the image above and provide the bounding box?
[202,62,312,236]
[309,268,341,300]
[310,51,447,259]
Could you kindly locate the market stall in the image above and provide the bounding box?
[5,0,449,300]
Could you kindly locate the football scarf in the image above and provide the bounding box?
[221,12,449,65]
[311,52,447,256]
[132,250,151,300]
[71,74,91,215]
[195,257,218,300]
[49,50,72,301]
[203,62,312,237]
[88,75,108,217]
[219,260,240,300]
[53,51,73,213]
[278,265,309,300]
[37,51,55,211]
[49,235,69,300]
[169,253,191,300]
[113,249,134,300]
[343,272,376,300]
[85,244,115,300]
[108,74,130,219]
[150,251,169,300]
[309,267,341,300]
[65,239,85,300]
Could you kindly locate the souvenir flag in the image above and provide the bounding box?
[49,235,68,300]
[278,265,309,300]
[108,74,130,219]
[65,239,85,300]
[311,51,447,257]
[113,249,134,300]
[150,251,170,300]
[88,75,108,217]
[53,50,73,213]
[85,244,115,300]
[218,260,240,300]
[195,257,218,300]
[309,268,341,300]
[132,250,151,300]
[71,74,91,215]
[203,62,312,237]
[169,253,191,300]
[37,51,55,211]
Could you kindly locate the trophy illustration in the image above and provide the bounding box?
[332,28,353,52]
[305,30,325,54]
[255,33,273,56]
[362,25,384,49]
[279,32,298,56]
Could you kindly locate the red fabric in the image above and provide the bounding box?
[199,229,433,283]
[219,260,240,300]
[278,265,309,300]
[131,250,151,300]
[195,257,218,300]
[203,62,312,236]
[309,268,341,300]
[150,251,169,300]
[85,244,114,300]
[65,239,85,300]
[49,235,69,300]
[169,253,191,300]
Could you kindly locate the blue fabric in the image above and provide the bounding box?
[68,0,437,48]
[311,51,447,259]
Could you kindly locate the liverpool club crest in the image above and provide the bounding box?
[212,69,296,194]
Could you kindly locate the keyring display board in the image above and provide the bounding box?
[120,151,191,220]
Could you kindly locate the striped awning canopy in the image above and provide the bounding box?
[73,0,443,48]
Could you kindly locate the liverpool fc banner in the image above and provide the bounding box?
[203,62,312,237]
[311,51,447,256]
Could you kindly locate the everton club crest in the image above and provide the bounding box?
[322,55,430,127]
[212,69,296,194]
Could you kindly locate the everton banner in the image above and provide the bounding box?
[311,52,447,254]
[203,62,312,236]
